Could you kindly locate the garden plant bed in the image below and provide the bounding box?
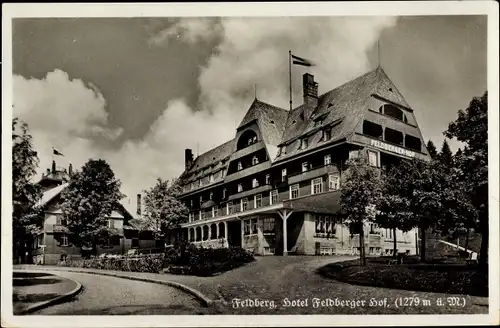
[317,257,488,297]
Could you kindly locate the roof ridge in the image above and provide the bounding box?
[193,138,234,161]
[254,99,289,113]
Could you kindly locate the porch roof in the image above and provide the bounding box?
[283,190,342,215]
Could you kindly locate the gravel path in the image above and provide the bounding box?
[32,271,215,315]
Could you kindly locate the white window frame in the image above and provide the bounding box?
[199,196,203,204]
[241,198,248,211]
[209,192,213,200]
[61,234,68,247]
[254,194,262,208]
[238,183,243,192]
[209,174,214,182]
[300,138,308,149]
[252,156,259,165]
[227,201,233,214]
[302,162,308,172]
[281,168,287,182]
[221,168,226,177]
[223,188,227,199]
[107,219,112,228]
[199,211,202,220]
[324,154,331,165]
[212,206,218,217]
[237,161,243,171]
[323,129,331,141]
[201,211,205,220]
[290,184,299,199]
[252,178,259,188]
[349,150,360,160]
[311,178,323,195]
[368,150,379,167]
[329,173,340,191]
[270,190,278,205]
[265,174,271,185]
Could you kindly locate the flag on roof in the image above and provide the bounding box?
[53,148,64,156]
[291,54,315,67]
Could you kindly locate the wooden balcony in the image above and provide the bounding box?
[229,141,265,162]
[224,161,271,183]
[288,164,338,185]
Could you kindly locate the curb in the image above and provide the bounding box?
[14,270,83,315]
[15,267,213,307]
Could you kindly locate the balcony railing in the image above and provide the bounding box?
[224,161,271,183]
[230,141,265,162]
[227,184,272,201]
[288,164,338,185]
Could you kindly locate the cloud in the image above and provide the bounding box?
[14,17,397,215]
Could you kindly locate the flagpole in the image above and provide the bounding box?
[288,50,292,111]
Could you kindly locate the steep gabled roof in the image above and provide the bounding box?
[185,139,235,176]
[275,66,412,162]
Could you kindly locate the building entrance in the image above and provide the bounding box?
[227,220,242,247]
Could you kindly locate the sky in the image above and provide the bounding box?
[12,15,487,214]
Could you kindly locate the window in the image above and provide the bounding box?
[61,234,68,247]
[108,219,115,229]
[251,219,258,234]
[290,184,299,199]
[212,206,218,217]
[221,168,226,177]
[190,200,193,208]
[198,179,202,187]
[270,190,278,205]
[265,174,271,185]
[302,162,309,172]
[199,211,202,220]
[315,215,336,235]
[237,183,243,192]
[349,150,360,160]
[263,218,275,234]
[244,220,251,235]
[209,174,214,182]
[189,212,193,222]
[368,150,379,167]
[201,211,205,220]
[300,138,308,150]
[363,120,383,139]
[312,178,323,194]
[252,178,259,188]
[324,154,331,165]
[323,129,331,141]
[385,127,404,145]
[241,198,248,211]
[227,201,233,214]
[209,192,213,200]
[281,168,287,182]
[254,194,262,208]
[237,161,243,171]
[252,156,259,165]
[199,196,203,204]
[380,104,404,121]
[405,134,422,152]
[132,238,139,248]
[329,173,340,191]
[223,188,227,199]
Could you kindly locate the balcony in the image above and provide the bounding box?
[288,164,338,185]
[350,133,428,161]
[224,161,271,183]
[227,184,272,201]
[230,141,265,162]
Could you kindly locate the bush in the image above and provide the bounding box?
[60,254,164,273]
[163,240,255,276]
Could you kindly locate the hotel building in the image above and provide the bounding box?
[177,67,430,256]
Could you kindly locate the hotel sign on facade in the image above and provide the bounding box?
[370,140,416,158]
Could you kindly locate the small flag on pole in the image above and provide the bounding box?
[53,148,64,156]
[291,54,315,67]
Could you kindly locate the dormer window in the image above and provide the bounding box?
[281,168,287,182]
[252,156,259,165]
[198,179,202,187]
[302,162,309,172]
[209,174,214,183]
[300,138,308,150]
[323,129,331,141]
[252,178,259,188]
[238,183,243,192]
[237,161,243,171]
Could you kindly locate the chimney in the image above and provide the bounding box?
[52,160,56,173]
[136,194,142,217]
[68,163,73,176]
[303,73,318,106]
[46,168,50,176]
[185,149,194,170]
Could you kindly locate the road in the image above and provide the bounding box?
[32,271,214,315]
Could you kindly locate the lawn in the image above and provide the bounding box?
[317,256,488,297]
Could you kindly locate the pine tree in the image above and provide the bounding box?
[439,139,453,168]
[426,140,438,159]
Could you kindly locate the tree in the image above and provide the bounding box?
[339,153,383,266]
[12,118,42,264]
[444,91,488,270]
[426,140,438,159]
[375,161,415,260]
[141,178,189,240]
[60,159,124,255]
[438,139,453,168]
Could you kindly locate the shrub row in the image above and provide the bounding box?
[59,241,255,276]
[60,254,164,273]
